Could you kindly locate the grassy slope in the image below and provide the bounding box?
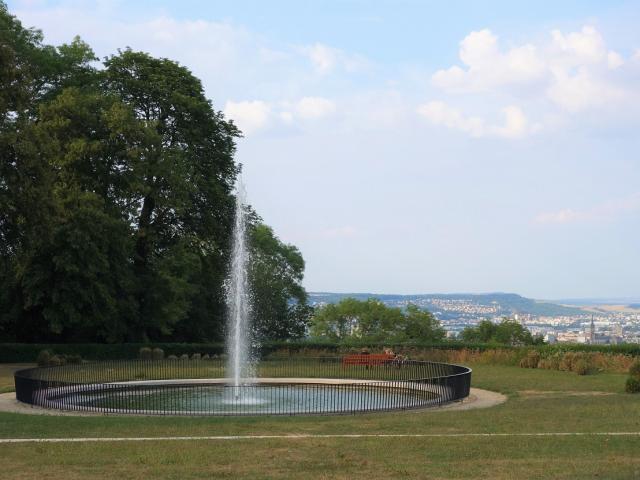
[1,364,639,479]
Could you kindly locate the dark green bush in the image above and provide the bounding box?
[626,376,640,393]
[629,360,640,378]
[36,350,51,366]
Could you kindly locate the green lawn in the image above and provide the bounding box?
[0,363,33,393]
[1,363,639,479]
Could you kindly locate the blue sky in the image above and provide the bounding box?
[8,0,640,299]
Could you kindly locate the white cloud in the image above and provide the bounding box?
[546,67,624,113]
[427,25,639,137]
[279,111,294,124]
[294,97,336,119]
[533,208,585,225]
[417,101,531,139]
[417,101,484,137]
[432,29,546,92]
[607,51,624,69]
[490,105,530,138]
[305,43,337,74]
[550,26,606,66]
[534,193,640,225]
[225,96,337,132]
[431,25,632,104]
[302,43,368,74]
[224,100,271,134]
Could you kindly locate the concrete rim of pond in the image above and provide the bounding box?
[0,387,506,416]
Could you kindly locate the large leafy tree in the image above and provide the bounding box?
[101,50,240,341]
[0,4,101,340]
[249,224,311,340]
[310,298,445,342]
[14,88,139,342]
[0,4,311,343]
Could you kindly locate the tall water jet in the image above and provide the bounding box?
[226,178,253,390]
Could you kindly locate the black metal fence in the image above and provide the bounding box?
[14,358,471,415]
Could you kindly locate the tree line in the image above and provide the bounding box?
[310,298,446,342]
[0,4,309,343]
[309,298,543,346]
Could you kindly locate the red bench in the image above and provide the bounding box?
[341,353,395,367]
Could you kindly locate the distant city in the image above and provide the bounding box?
[308,292,640,345]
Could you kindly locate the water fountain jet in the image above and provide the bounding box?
[226,177,253,394]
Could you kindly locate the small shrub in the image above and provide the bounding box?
[573,359,590,375]
[167,355,178,360]
[139,347,153,360]
[152,348,164,360]
[36,350,51,366]
[537,354,561,371]
[202,354,210,360]
[519,351,540,369]
[192,353,201,360]
[626,376,640,393]
[629,360,640,378]
[559,352,575,372]
[180,354,189,360]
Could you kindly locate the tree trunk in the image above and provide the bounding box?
[133,194,155,341]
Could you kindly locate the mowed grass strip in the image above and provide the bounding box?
[1,435,639,480]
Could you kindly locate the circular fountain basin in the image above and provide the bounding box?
[14,358,471,416]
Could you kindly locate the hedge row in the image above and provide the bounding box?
[0,341,489,362]
[1,340,639,363]
[0,343,226,362]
